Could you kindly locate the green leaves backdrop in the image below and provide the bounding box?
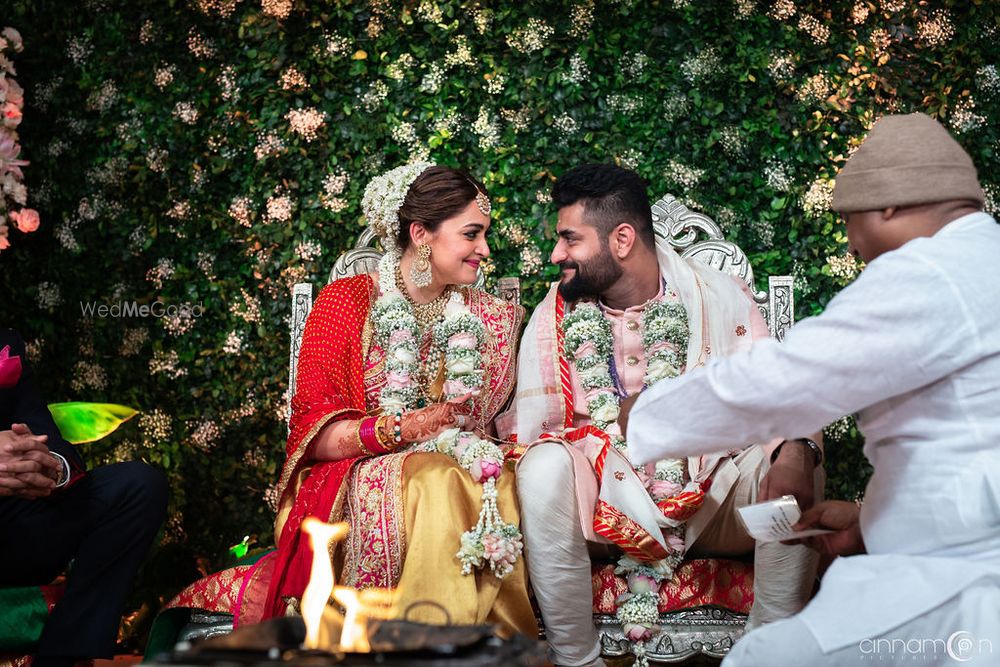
[3,0,997,646]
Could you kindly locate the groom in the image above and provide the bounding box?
[502,164,821,667]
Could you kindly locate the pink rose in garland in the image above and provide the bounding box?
[482,531,520,569]
[447,332,477,349]
[647,478,683,499]
[624,623,653,643]
[387,329,413,346]
[385,369,410,389]
[626,572,659,595]
[443,378,474,396]
[572,340,598,360]
[10,208,39,232]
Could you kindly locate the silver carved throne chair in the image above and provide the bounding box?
[174,195,794,661]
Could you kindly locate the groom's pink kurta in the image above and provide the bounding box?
[522,278,773,546]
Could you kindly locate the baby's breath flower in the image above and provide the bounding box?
[802,178,834,218]
[279,65,308,90]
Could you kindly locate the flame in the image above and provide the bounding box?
[333,587,395,652]
[299,518,395,652]
[332,587,367,652]
[300,518,349,649]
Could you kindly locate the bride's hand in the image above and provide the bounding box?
[446,393,482,433]
[401,395,479,443]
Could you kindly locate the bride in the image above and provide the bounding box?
[258,163,536,636]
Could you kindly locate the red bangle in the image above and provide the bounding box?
[359,417,384,455]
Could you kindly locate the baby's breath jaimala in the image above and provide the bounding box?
[561,289,693,666]
[370,277,522,580]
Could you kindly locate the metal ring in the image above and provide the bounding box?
[402,600,452,625]
[455,414,467,429]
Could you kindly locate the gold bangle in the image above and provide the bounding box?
[373,416,392,451]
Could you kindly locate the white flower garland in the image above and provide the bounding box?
[562,294,693,665]
[371,279,523,580]
[361,161,435,256]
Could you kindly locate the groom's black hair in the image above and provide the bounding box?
[551,164,656,248]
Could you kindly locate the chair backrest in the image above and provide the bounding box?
[650,194,794,340]
[287,195,795,424]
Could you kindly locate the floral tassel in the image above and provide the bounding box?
[456,478,523,579]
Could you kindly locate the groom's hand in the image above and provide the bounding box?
[616,392,642,436]
[759,442,816,510]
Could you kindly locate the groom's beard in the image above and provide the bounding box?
[557,248,623,302]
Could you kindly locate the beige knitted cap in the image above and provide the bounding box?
[832,113,984,213]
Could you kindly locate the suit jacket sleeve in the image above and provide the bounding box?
[5,329,87,480]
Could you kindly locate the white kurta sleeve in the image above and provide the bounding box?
[627,248,982,464]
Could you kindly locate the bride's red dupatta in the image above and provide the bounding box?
[262,274,376,619]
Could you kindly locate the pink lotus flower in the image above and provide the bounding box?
[626,572,659,595]
[2,102,21,128]
[624,623,653,643]
[469,458,494,482]
[385,370,411,389]
[648,479,683,500]
[474,457,502,482]
[447,332,478,349]
[665,533,685,553]
[10,208,39,233]
[573,340,598,360]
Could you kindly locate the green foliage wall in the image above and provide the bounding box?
[3,0,998,643]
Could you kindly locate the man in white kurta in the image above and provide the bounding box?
[626,113,1000,665]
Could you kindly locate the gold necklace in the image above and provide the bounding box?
[395,264,453,331]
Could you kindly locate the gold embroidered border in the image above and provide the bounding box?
[278,408,355,501]
[340,451,410,589]
[468,288,525,423]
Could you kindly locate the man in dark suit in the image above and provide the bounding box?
[0,328,167,666]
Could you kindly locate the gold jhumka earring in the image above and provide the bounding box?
[410,243,433,288]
